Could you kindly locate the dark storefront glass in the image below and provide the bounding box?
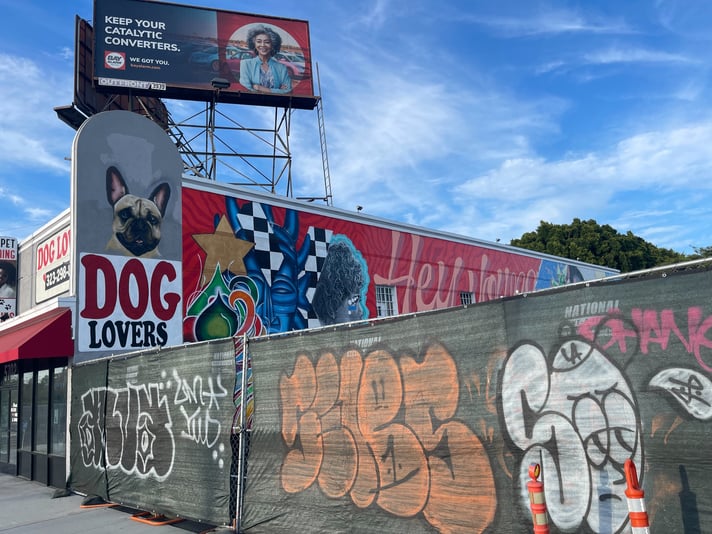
[19,372,33,451]
[50,367,66,456]
[0,364,18,469]
[0,389,8,463]
[34,369,49,454]
[9,387,17,467]
[4,361,68,484]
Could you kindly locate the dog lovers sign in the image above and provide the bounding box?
[72,110,183,361]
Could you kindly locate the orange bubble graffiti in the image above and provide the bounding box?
[279,343,497,532]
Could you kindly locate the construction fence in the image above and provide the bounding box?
[68,263,712,532]
[241,264,712,533]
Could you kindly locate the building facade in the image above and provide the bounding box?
[0,114,617,485]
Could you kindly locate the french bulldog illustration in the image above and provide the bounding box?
[105,166,170,258]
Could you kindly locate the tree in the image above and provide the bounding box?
[689,246,712,259]
[510,219,689,273]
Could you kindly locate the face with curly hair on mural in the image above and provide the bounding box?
[312,238,368,326]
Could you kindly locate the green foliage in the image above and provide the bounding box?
[510,219,689,273]
[689,246,712,259]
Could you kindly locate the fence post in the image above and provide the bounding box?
[624,459,650,534]
[527,463,550,534]
[235,333,250,532]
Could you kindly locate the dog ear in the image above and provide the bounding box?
[150,183,171,217]
[106,167,129,206]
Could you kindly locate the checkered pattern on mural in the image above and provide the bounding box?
[236,202,333,329]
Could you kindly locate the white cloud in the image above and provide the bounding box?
[583,47,696,65]
[0,53,74,172]
[467,10,632,37]
[450,119,712,247]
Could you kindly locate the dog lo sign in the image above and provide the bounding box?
[72,110,183,360]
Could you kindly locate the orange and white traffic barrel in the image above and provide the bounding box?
[527,463,550,534]
[624,458,650,534]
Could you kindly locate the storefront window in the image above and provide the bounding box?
[34,370,49,453]
[1,363,19,467]
[9,388,17,465]
[50,367,67,456]
[19,372,33,451]
[0,389,8,463]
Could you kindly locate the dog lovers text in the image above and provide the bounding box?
[78,253,182,351]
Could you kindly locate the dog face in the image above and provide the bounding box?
[106,166,170,257]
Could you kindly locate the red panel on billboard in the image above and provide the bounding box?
[93,0,317,110]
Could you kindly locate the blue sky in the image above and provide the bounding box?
[2,0,712,254]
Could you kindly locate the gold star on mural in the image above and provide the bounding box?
[192,215,254,283]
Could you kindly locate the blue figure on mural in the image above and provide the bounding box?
[225,198,312,333]
[537,260,584,290]
[312,235,369,325]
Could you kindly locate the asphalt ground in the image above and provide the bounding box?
[0,473,232,533]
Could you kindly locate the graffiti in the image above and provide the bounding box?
[279,343,496,533]
[77,369,231,480]
[171,369,230,454]
[374,231,538,313]
[500,338,642,533]
[242,268,712,533]
[578,307,712,372]
[77,383,175,480]
[650,368,712,420]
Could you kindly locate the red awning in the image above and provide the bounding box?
[0,307,73,364]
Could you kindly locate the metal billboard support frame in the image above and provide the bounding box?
[167,100,295,195]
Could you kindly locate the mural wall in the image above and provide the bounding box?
[68,338,236,526]
[241,267,712,533]
[180,185,614,430]
[182,188,611,344]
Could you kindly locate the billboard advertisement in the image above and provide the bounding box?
[35,226,71,304]
[72,110,183,361]
[93,0,317,110]
[56,16,169,131]
[0,237,17,321]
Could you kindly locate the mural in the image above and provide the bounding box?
[241,267,712,533]
[180,187,614,438]
[311,235,369,325]
[181,187,612,341]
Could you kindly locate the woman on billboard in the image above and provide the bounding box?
[239,25,292,94]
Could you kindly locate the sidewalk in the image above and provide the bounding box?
[0,473,229,533]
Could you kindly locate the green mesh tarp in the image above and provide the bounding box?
[69,338,236,525]
[243,267,712,533]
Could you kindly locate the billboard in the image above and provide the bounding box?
[0,237,17,321]
[72,110,183,361]
[93,0,317,110]
[56,16,170,131]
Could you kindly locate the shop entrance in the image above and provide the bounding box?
[15,359,68,487]
[0,361,19,474]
